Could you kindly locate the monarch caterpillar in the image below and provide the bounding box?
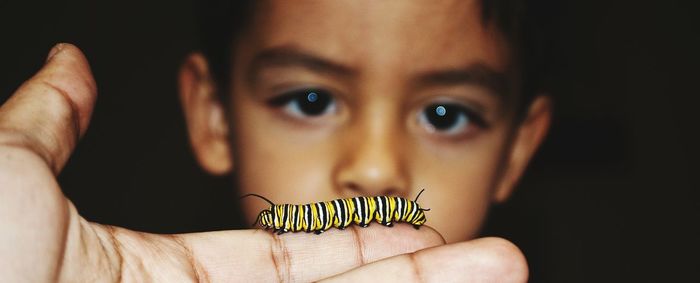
[241,189,430,235]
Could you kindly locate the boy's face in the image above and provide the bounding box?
[181,0,550,243]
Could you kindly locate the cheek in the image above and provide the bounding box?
[231,97,340,221]
[426,193,491,243]
[417,165,497,243]
[410,134,507,243]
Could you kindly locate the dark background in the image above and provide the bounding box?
[1,1,698,282]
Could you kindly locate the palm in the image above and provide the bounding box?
[0,44,527,282]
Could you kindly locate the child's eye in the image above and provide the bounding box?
[418,103,486,136]
[268,89,337,118]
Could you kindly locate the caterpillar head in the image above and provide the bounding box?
[411,188,430,226]
[411,206,429,226]
[257,209,274,229]
[240,193,277,229]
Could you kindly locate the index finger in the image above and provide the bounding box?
[320,237,529,283]
[180,224,445,282]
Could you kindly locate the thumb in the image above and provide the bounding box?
[0,43,97,174]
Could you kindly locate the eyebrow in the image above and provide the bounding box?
[412,64,510,96]
[247,46,509,96]
[247,46,357,86]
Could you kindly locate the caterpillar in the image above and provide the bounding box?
[241,189,430,235]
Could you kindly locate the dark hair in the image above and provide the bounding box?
[195,0,557,117]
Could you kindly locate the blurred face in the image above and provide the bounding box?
[232,0,512,243]
[180,0,550,243]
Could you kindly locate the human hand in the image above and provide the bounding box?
[0,43,527,282]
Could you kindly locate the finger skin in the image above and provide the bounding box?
[0,146,71,282]
[179,224,445,282]
[0,44,104,282]
[0,43,96,174]
[56,223,444,282]
[320,237,529,283]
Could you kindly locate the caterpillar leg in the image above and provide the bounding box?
[359,223,369,228]
[314,230,325,235]
[384,222,393,227]
[413,225,421,230]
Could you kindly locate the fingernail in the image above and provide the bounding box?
[46,43,66,62]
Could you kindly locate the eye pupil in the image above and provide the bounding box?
[299,91,331,116]
[435,105,447,116]
[307,92,318,102]
[426,104,459,130]
[268,89,336,117]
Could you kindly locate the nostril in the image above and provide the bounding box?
[384,188,399,196]
[343,182,361,192]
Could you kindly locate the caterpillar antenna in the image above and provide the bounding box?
[241,193,276,206]
[414,188,426,202]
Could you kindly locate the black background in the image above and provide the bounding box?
[1,1,698,282]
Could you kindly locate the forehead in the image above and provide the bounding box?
[240,0,509,74]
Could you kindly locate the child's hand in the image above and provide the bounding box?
[0,44,527,282]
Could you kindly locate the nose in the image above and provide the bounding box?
[333,117,409,197]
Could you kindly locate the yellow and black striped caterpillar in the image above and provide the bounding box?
[242,189,430,235]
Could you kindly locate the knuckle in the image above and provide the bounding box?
[0,131,57,172]
[267,232,290,282]
[35,79,82,139]
[0,78,81,173]
[349,225,367,265]
[407,252,426,283]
